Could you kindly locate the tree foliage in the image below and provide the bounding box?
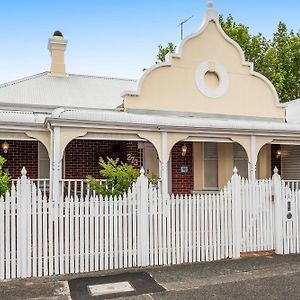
[0,156,11,197]
[156,42,176,63]
[86,157,139,197]
[219,15,300,102]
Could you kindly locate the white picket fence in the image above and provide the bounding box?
[1,167,300,279]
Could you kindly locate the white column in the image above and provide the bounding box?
[160,132,169,199]
[51,126,62,201]
[249,135,257,181]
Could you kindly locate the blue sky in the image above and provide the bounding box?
[0,0,299,83]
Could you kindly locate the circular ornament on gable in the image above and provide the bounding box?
[195,62,229,98]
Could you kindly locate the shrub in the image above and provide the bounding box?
[0,156,11,197]
[86,157,139,196]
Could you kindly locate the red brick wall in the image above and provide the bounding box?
[64,140,139,179]
[171,142,193,194]
[1,140,38,179]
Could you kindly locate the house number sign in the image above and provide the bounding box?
[127,154,138,166]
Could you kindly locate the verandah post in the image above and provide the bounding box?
[18,167,31,278]
[231,167,242,258]
[137,167,150,266]
[160,132,169,200]
[272,166,283,254]
[51,126,62,202]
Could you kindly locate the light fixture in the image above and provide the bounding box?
[276,149,282,159]
[2,141,9,154]
[181,144,187,156]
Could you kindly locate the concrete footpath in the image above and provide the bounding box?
[1,254,300,299]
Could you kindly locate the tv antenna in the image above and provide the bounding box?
[178,15,193,40]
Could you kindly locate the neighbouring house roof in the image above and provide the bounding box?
[286,99,300,124]
[0,72,137,111]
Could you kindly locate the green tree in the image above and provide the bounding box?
[0,156,11,196]
[156,42,176,63]
[219,14,270,70]
[219,15,300,102]
[86,157,139,197]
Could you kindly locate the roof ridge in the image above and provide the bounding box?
[68,73,137,82]
[0,72,137,89]
[0,72,49,89]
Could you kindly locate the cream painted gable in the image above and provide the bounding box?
[123,5,285,121]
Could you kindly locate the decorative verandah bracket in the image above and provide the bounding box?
[272,166,283,255]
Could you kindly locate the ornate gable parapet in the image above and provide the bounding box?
[123,3,285,122]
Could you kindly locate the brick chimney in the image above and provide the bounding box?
[48,31,68,77]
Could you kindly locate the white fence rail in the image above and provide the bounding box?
[12,178,50,196]
[2,167,300,279]
[60,179,107,199]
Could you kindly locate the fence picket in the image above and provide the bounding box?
[175,195,180,264]
[65,197,70,274]
[89,196,95,272]
[216,194,220,260]
[104,195,109,269]
[79,197,85,272]
[59,195,64,275]
[99,195,105,270]
[220,191,224,259]
[204,194,209,261]
[200,194,205,261]
[37,190,42,276]
[84,195,90,272]
[5,191,11,279]
[0,197,4,279]
[69,197,75,274]
[74,195,79,273]
[196,194,200,262]
[166,194,171,265]
[192,194,196,262]
[11,185,16,278]
[43,194,48,276]
[127,188,132,268]
[171,194,176,264]
[118,195,123,269]
[132,185,137,266]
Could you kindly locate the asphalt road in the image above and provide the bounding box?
[1,254,300,299]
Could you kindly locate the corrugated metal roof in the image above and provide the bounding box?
[55,108,300,133]
[0,72,137,110]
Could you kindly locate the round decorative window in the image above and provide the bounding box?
[195,62,229,98]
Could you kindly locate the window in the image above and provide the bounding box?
[233,143,248,178]
[203,142,218,189]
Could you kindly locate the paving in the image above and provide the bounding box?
[1,254,300,299]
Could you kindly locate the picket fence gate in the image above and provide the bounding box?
[0,167,300,279]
